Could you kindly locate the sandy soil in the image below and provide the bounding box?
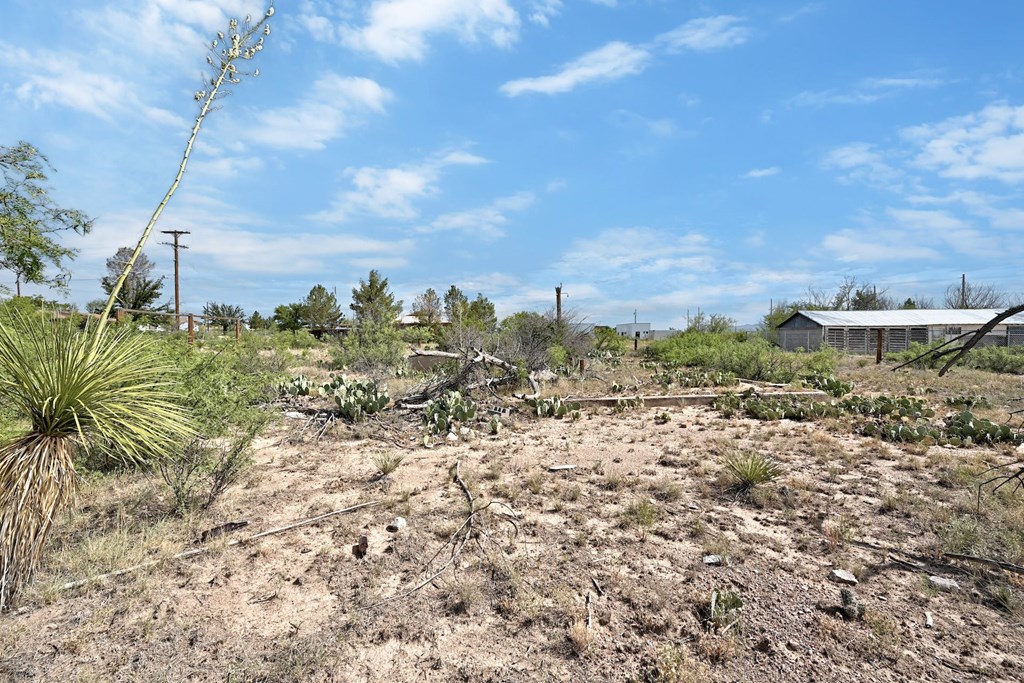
[2,370,1023,682]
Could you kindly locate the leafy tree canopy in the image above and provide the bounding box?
[350,270,402,326]
[100,247,166,312]
[302,284,344,329]
[0,142,92,295]
[203,302,245,332]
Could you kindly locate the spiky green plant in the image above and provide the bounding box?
[0,6,273,610]
[723,451,783,493]
[0,318,190,608]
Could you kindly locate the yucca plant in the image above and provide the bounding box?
[0,318,190,608]
[0,5,273,610]
[723,451,783,493]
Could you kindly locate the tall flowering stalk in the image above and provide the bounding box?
[0,5,274,610]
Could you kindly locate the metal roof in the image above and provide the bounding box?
[783,309,1024,328]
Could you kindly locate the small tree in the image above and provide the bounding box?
[412,287,442,326]
[0,142,93,296]
[273,302,305,332]
[350,270,403,325]
[100,247,166,312]
[301,284,344,329]
[339,270,405,373]
[944,278,1006,309]
[248,310,271,330]
[203,302,245,332]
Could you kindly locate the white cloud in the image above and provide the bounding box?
[341,0,520,63]
[821,230,941,262]
[418,191,535,238]
[555,228,713,280]
[822,142,902,188]
[656,16,750,52]
[500,41,651,97]
[908,190,1024,230]
[903,102,1024,183]
[609,109,677,137]
[240,74,392,151]
[791,74,945,108]
[0,42,185,125]
[528,0,563,27]
[310,149,488,224]
[743,166,780,178]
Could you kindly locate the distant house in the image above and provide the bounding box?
[616,322,651,339]
[775,309,1024,354]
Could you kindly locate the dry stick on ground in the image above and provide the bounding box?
[851,539,1024,578]
[60,501,379,591]
[358,460,519,612]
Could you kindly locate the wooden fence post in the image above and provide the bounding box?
[187,314,195,346]
[875,328,884,364]
[235,319,241,344]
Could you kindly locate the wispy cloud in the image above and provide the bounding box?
[555,228,713,280]
[500,14,749,97]
[340,0,520,63]
[528,0,563,27]
[743,166,780,178]
[791,74,945,108]
[779,3,822,23]
[655,15,750,53]
[239,74,392,151]
[0,42,185,125]
[310,149,489,224]
[609,109,677,137]
[417,191,535,238]
[500,42,650,96]
[822,142,903,189]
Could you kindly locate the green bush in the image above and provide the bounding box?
[332,322,406,375]
[646,331,798,383]
[156,342,280,511]
[967,346,1024,374]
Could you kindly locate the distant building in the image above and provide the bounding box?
[616,322,651,338]
[775,309,1024,353]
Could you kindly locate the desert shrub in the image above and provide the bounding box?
[966,346,1024,374]
[332,321,406,376]
[884,341,946,369]
[646,331,798,383]
[801,345,839,375]
[155,343,279,512]
[592,327,626,355]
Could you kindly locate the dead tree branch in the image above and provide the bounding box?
[399,348,539,405]
[938,304,1024,376]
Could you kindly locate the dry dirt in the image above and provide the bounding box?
[2,362,1024,682]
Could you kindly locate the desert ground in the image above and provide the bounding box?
[1,356,1023,682]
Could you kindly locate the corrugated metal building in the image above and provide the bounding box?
[776,309,1024,353]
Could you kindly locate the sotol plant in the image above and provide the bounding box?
[0,7,273,610]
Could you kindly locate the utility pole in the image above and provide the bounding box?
[961,273,967,309]
[555,284,563,324]
[160,230,190,327]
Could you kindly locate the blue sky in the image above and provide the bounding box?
[2,0,1023,327]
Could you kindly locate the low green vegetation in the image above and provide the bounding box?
[423,391,477,434]
[646,331,838,384]
[888,342,1024,374]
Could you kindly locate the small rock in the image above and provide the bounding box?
[459,426,471,436]
[386,516,407,533]
[929,576,961,592]
[839,588,865,621]
[702,554,723,566]
[352,535,369,559]
[925,611,934,628]
[830,569,858,586]
[284,411,304,419]
[446,431,459,443]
